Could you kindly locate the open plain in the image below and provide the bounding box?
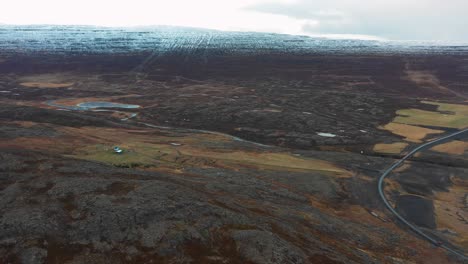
[0,26,467,263]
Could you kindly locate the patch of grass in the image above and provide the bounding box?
[20,82,74,88]
[423,101,468,115]
[373,142,408,154]
[434,186,468,245]
[75,140,350,176]
[75,144,160,168]
[430,140,468,155]
[380,122,443,143]
[67,126,351,176]
[180,148,351,176]
[19,73,75,88]
[394,101,468,129]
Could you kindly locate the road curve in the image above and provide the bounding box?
[378,128,468,261]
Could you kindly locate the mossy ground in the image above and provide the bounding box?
[394,101,468,129]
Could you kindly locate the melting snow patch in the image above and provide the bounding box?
[317,132,337,138]
[121,113,138,121]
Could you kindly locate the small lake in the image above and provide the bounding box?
[77,102,140,110]
[47,100,141,111]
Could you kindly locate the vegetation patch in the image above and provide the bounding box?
[174,148,351,176]
[434,185,468,246]
[67,125,351,177]
[19,73,76,88]
[379,122,443,143]
[373,142,408,154]
[430,140,468,155]
[404,70,463,97]
[20,82,74,88]
[76,141,350,176]
[73,144,158,168]
[394,101,468,129]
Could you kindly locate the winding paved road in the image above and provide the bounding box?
[378,128,468,261]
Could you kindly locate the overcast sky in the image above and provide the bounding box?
[2,0,468,41]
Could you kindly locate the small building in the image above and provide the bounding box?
[113,146,123,154]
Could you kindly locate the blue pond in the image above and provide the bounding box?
[77,102,140,110]
[46,100,141,111]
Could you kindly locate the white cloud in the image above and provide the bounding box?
[246,0,468,41]
[0,0,308,34]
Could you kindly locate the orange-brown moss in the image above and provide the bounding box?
[379,122,443,143]
[373,142,408,154]
[20,82,74,88]
[430,140,468,155]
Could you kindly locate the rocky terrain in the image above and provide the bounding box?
[0,26,467,263]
